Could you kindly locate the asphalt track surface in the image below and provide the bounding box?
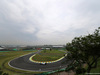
[9,51,71,71]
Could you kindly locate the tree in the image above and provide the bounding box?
[66,27,100,74]
[50,48,52,51]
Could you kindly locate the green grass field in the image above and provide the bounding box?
[0,50,42,75]
[32,50,66,62]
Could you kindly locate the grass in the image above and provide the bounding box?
[32,50,66,62]
[90,59,100,73]
[83,58,100,74]
[0,50,43,75]
[78,59,100,75]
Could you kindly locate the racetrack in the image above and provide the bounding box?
[8,51,70,71]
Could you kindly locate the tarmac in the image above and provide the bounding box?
[8,51,71,72]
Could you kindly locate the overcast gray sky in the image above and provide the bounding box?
[0,0,100,45]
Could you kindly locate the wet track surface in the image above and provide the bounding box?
[9,51,70,71]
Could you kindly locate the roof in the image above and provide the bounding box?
[52,45,64,47]
[0,47,4,50]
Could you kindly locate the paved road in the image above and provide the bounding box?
[9,51,71,71]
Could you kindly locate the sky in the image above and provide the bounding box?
[0,0,100,45]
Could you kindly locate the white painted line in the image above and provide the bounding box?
[8,52,46,72]
[8,50,68,72]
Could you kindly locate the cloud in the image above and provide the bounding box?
[0,0,100,45]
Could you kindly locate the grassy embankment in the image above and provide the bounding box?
[32,50,66,62]
[79,59,100,75]
[90,59,100,73]
[83,57,100,74]
[0,50,42,75]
